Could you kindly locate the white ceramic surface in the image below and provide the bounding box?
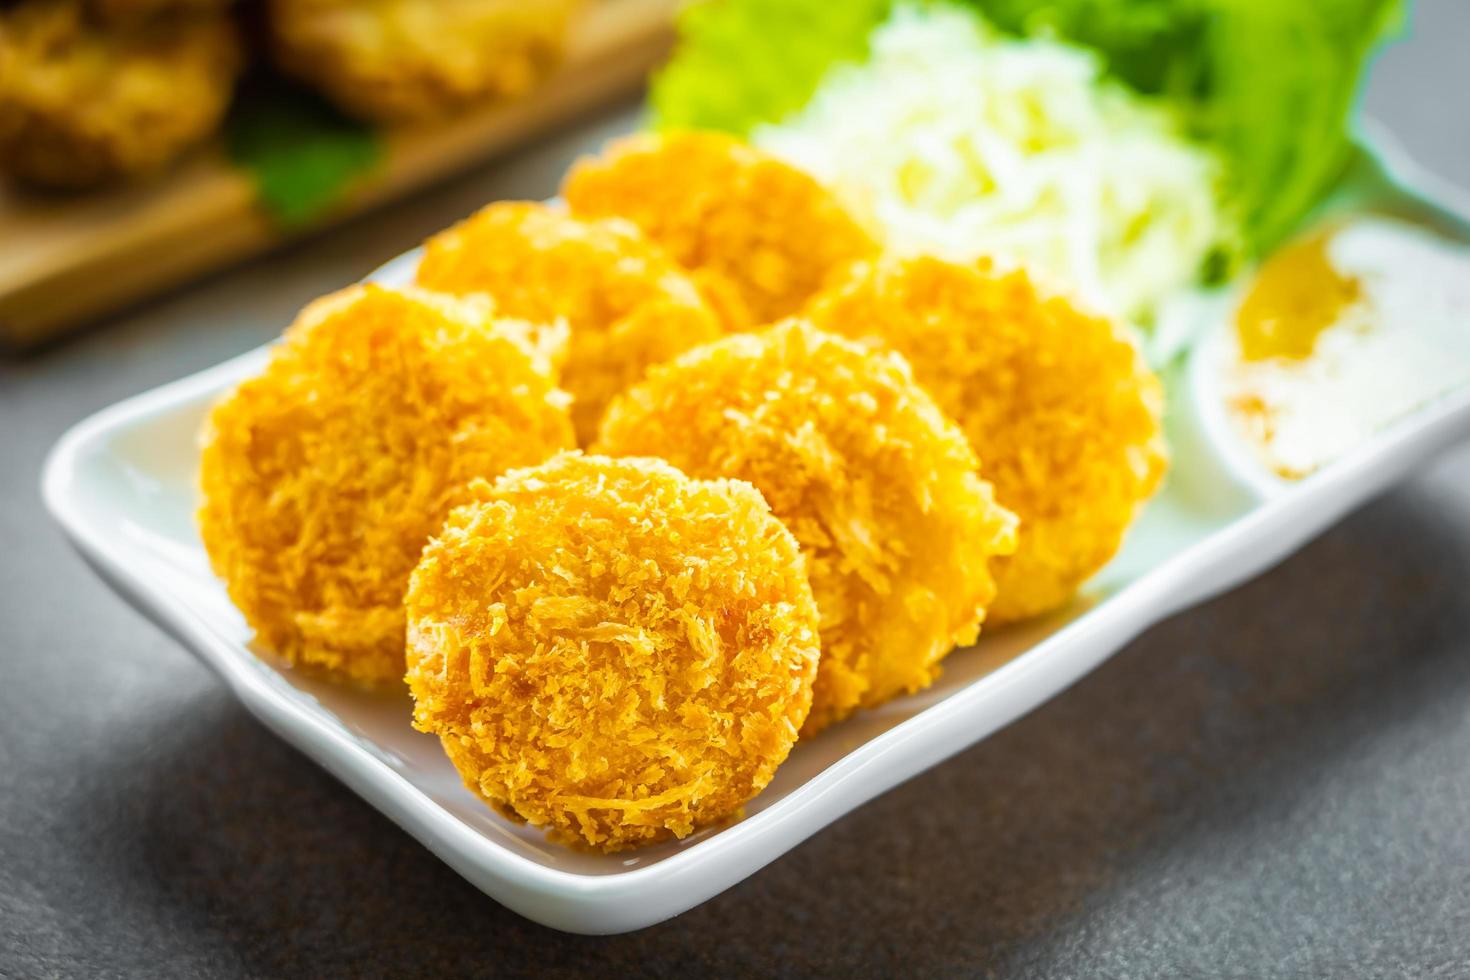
[41,137,1470,935]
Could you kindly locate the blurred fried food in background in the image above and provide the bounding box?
[267,0,583,122]
[0,0,585,191]
[0,0,242,188]
[88,0,234,28]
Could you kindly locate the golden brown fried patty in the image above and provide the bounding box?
[268,0,580,121]
[596,320,1017,734]
[406,452,820,851]
[805,255,1169,623]
[416,201,724,444]
[0,0,240,188]
[563,131,877,327]
[198,284,574,688]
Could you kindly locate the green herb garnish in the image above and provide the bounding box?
[226,79,383,228]
[650,0,1406,258]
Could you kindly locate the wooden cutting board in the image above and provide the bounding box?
[0,0,677,349]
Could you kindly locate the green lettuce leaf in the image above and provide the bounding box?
[226,79,383,229]
[649,0,1405,257]
[975,0,1406,254]
[650,0,890,136]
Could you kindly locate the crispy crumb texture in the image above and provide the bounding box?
[563,131,876,326]
[416,201,724,443]
[197,284,574,688]
[405,453,820,851]
[805,256,1169,623]
[596,321,1017,734]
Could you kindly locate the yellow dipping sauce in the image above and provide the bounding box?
[1236,231,1360,361]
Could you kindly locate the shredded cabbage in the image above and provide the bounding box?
[752,5,1225,325]
[651,0,1404,265]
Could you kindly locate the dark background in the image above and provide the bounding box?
[3,1,1468,975]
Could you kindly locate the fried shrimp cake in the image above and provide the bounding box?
[416,201,724,443]
[198,284,574,688]
[267,0,580,122]
[0,0,241,188]
[805,255,1169,624]
[596,321,1017,735]
[563,131,876,326]
[405,452,820,851]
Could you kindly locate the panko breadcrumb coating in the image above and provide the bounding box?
[0,0,241,188]
[198,284,574,688]
[405,452,820,851]
[563,131,877,326]
[268,0,581,122]
[805,255,1169,623]
[416,201,724,443]
[596,321,1017,734]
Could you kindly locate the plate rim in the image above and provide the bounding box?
[38,129,1470,933]
[42,338,1470,932]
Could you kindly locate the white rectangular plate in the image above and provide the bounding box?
[41,133,1470,934]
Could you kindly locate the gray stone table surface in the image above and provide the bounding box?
[3,3,1469,976]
